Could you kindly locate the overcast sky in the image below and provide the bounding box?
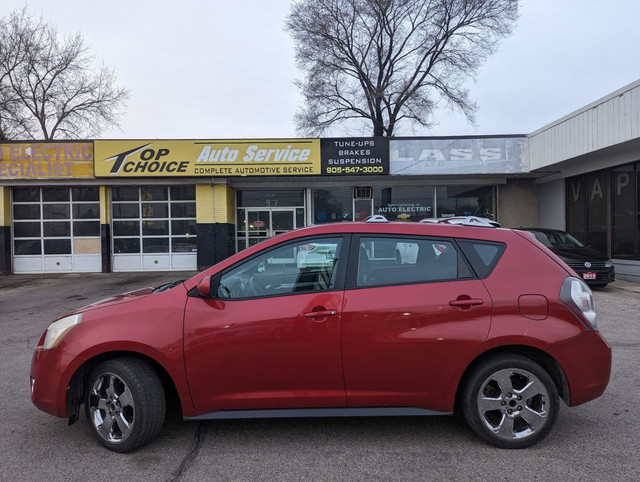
[4,0,640,139]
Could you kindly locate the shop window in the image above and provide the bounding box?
[374,186,434,222]
[354,197,372,221]
[586,171,609,255]
[612,165,636,258]
[312,188,352,223]
[566,177,587,244]
[436,185,496,220]
[237,190,304,208]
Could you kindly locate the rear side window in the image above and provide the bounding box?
[356,236,472,287]
[457,240,505,278]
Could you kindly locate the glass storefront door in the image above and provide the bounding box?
[236,190,305,252]
[237,208,301,252]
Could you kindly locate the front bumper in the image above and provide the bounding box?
[573,266,615,286]
[30,347,78,418]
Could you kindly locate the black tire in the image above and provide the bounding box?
[85,357,166,453]
[461,354,559,449]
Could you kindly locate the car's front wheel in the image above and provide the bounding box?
[85,357,166,452]
[461,354,559,448]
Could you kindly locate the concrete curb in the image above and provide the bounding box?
[608,279,640,293]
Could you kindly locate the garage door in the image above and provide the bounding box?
[12,187,101,273]
[111,186,197,271]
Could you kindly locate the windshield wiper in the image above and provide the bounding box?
[152,280,185,293]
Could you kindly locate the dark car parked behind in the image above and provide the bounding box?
[521,228,615,287]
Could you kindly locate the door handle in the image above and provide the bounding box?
[449,298,484,307]
[304,310,338,319]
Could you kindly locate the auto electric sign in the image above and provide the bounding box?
[0,142,94,179]
[321,137,389,175]
[94,139,321,177]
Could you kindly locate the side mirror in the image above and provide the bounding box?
[196,277,211,297]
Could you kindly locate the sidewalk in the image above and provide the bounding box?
[608,279,640,293]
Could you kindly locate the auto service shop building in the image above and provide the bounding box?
[1,79,640,281]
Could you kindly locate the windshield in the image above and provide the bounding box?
[531,231,584,249]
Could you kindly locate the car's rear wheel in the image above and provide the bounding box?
[85,357,166,453]
[461,354,559,448]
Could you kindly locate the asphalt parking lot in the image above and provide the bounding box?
[1,272,639,481]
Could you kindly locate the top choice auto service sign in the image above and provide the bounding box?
[94,139,321,177]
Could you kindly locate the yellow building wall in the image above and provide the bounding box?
[0,187,10,227]
[197,184,235,224]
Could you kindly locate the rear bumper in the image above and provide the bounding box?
[556,330,612,406]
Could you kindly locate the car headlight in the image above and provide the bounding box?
[43,313,82,349]
[605,260,613,268]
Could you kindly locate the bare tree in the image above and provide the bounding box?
[0,8,129,140]
[286,0,519,137]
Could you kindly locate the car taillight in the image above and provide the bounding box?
[559,276,598,330]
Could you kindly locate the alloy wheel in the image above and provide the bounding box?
[88,372,136,444]
[476,367,550,441]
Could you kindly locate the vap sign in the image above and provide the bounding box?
[94,140,322,177]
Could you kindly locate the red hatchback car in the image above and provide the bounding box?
[30,218,611,452]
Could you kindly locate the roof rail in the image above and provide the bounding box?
[437,216,498,228]
[364,214,389,223]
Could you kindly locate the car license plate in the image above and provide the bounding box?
[583,272,596,280]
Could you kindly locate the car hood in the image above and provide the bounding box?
[74,287,157,313]
[549,246,608,262]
